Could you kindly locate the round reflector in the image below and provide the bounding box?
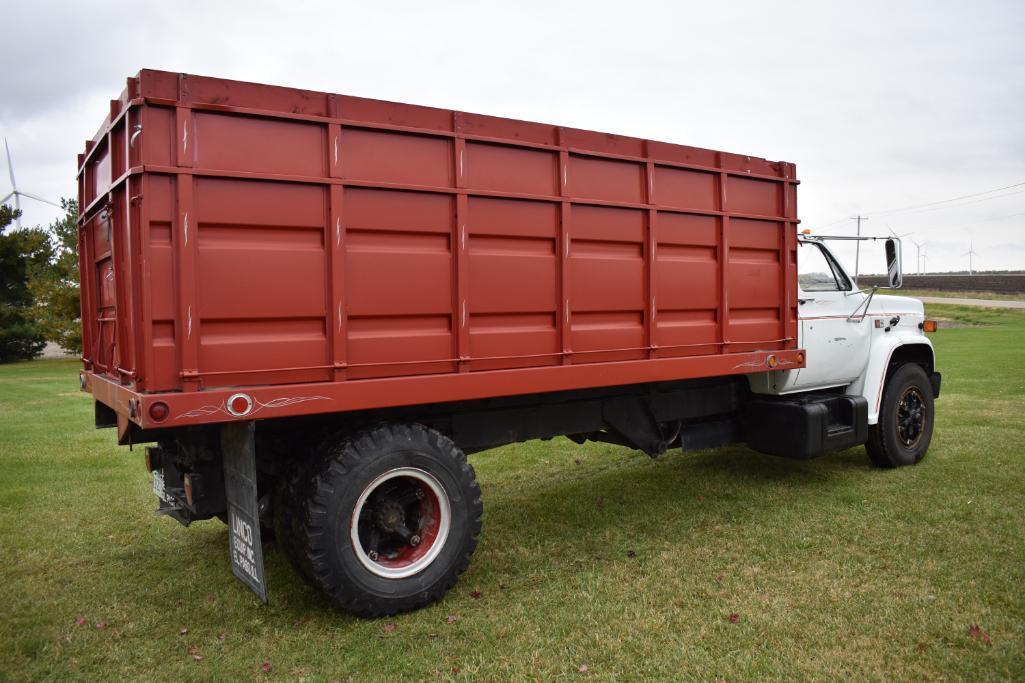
[226,393,254,417]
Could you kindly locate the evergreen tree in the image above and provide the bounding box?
[0,204,51,362]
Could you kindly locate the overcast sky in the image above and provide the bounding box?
[2,0,1023,274]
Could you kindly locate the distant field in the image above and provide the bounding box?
[861,273,1025,294]
[1,303,1023,680]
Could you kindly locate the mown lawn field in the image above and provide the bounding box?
[1,303,1023,681]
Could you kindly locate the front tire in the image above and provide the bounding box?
[298,423,482,617]
[866,363,934,468]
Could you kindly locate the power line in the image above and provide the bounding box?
[865,180,1025,217]
[930,209,1025,233]
[872,187,1025,219]
[813,179,1025,228]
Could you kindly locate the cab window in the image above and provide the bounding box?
[798,241,850,292]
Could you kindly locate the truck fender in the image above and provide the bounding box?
[847,337,935,425]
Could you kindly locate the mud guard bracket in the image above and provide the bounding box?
[221,422,268,603]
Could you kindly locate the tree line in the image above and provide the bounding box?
[0,201,80,362]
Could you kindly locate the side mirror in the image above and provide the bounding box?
[885,238,902,288]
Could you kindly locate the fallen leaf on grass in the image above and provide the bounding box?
[452,667,461,674]
[470,590,482,599]
[74,616,87,627]
[626,550,637,558]
[95,621,108,630]
[188,645,203,662]
[574,459,582,465]
[260,662,272,673]
[179,627,189,636]
[384,623,396,633]
[446,615,459,624]
[727,613,740,624]
[217,633,226,641]
[578,664,589,673]
[697,495,705,502]
[967,625,992,645]
[915,643,928,652]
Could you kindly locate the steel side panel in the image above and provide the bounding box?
[78,70,803,421]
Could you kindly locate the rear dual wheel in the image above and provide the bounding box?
[282,423,482,617]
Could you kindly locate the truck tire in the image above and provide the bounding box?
[298,423,483,617]
[866,363,934,468]
[273,460,320,587]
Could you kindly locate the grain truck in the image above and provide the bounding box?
[77,70,941,616]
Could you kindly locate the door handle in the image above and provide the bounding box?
[798,298,815,305]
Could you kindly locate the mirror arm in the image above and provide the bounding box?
[847,286,878,323]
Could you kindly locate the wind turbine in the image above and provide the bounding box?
[910,238,927,275]
[886,224,912,240]
[964,241,979,276]
[1,137,62,229]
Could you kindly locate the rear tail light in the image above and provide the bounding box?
[149,401,170,422]
[922,320,938,333]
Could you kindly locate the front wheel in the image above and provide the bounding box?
[298,423,482,617]
[866,363,935,468]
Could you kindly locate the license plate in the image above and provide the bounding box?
[152,469,170,503]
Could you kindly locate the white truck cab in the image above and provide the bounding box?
[747,235,941,468]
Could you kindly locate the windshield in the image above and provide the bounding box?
[798,241,851,292]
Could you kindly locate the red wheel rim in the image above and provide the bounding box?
[349,467,451,579]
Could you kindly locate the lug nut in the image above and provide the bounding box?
[368,550,379,561]
[409,535,421,547]
[415,489,425,500]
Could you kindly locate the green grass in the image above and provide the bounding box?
[2,304,1024,681]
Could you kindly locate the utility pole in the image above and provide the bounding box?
[850,215,868,285]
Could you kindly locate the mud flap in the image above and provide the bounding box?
[221,422,268,603]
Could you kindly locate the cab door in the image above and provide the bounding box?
[791,240,871,390]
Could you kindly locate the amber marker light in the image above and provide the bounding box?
[922,320,938,333]
[766,354,779,368]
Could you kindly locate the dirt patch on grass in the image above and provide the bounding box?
[934,318,985,329]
